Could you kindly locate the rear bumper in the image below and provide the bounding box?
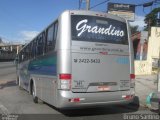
[55,90,135,109]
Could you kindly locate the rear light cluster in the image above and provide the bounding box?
[130,74,135,80]
[69,98,80,103]
[130,74,135,88]
[59,74,71,90]
[122,95,134,100]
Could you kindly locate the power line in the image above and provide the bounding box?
[79,0,158,11]
[135,0,156,7]
[90,0,110,10]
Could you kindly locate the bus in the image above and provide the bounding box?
[16,10,135,109]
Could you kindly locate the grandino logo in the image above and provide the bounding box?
[76,19,125,37]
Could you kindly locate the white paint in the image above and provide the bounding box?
[76,19,125,37]
[0,104,9,115]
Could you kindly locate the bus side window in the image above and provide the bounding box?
[46,24,54,52]
[22,54,24,62]
[30,42,34,59]
[20,50,24,62]
[42,32,46,55]
[37,32,45,56]
[35,38,38,57]
[33,39,37,58]
[24,45,30,61]
[53,21,58,46]
[19,52,22,63]
[46,21,58,53]
[36,32,45,56]
[23,48,26,61]
[27,44,31,59]
[21,49,25,62]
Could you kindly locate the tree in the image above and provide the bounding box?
[144,7,160,30]
[130,25,139,34]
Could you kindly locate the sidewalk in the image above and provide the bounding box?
[135,75,158,107]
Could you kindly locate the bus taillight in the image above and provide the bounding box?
[130,74,135,80]
[130,74,135,88]
[59,74,71,79]
[122,95,133,100]
[69,98,80,102]
[59,74,71,90]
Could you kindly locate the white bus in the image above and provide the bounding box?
[17,10,135,109]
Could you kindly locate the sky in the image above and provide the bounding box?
[0,0,158,43]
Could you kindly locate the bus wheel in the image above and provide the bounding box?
[31,82,38,103]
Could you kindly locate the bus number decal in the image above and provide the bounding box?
[74,59,100,63]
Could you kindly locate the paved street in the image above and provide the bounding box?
[0,62,159,120]
[135,75,158,107]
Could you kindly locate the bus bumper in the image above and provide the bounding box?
[55,90,135,109]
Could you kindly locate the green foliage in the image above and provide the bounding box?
[130,25,139,34]
[144,7,160,30]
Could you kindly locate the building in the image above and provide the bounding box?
[133,27,160,75]
[0,39,23,60]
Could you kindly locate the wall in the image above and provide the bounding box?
[135,27,160,75]
[134,60,152,75]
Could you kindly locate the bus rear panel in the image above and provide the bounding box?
[56,10,135,108]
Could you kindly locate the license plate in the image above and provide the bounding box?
[98,86,110,91]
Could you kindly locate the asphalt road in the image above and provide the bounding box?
[0,62,158,120]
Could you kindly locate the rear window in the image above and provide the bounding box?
[71,15,128,45]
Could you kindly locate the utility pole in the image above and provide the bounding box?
[86,0,90,10]
[79,0,82,10]
[79,0,90,10]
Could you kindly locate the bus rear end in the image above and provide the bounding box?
[57,10,135,108]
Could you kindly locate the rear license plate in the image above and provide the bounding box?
[98,86,110,91]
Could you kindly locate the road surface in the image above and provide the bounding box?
[0,62,158,120]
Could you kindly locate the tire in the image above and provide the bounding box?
[31,82,38,103]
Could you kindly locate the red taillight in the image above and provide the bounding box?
[59,74,71,90]
[122,95,133,100]
[59,74,71,80]
[130,74,135,88]
[130,74,135,79]
[69,98,80,102]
